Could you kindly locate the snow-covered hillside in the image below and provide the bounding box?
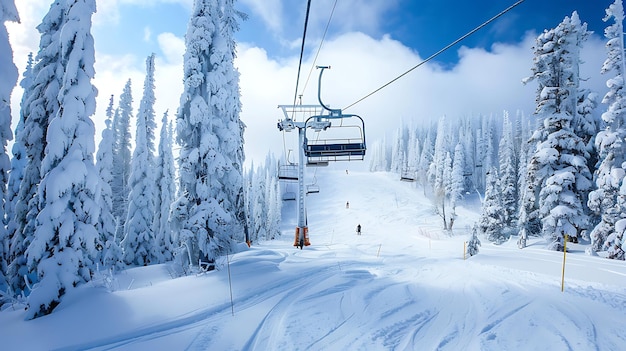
[1,169,625,350]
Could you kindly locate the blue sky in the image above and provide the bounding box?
[233,0,608,65]
[6,0,615,167]
[91,0,609,66]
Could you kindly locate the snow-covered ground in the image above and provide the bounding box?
[1,168,625,350]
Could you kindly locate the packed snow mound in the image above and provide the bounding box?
[1,169,625,350]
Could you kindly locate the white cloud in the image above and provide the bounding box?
[308,0,399,35]
[240,0,283,33]
[236,31,609,169]
[143,26,152,42]
[157,32,185,65]
[95,0,192,26]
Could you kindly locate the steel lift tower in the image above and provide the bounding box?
[277,66,366,248]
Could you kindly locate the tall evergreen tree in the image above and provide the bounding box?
[499,112,518,228]
[460,121,475,192]
[588,0,626,256]
[111,80,133,241]
[478,168,505,244]
[154,112,176,262]
[142,54,157,160]
[447,143,465,229]
[417,129,433,192]
[96,96,119,270]
[122,56,158,266]
[264,155,281,241]
[521,12,593,250]
[0,0,19,291]
[250,165,267,242]
[3,54,32,302]
[25,0,101,318]
[428,117,451,229]
[8,0,67,296]
[172,0,246,266]
[219,0,248,243]
[390,128,405,175]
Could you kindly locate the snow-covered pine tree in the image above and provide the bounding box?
[5,54,32,271]
[250,164,267,242]
[446,143,465,230]
[607,168,626,259]
[172,0,246,266]
[417,128,433,192]
[429,117,453,230]
[261,153,280,241]
[499,112,518,228]
[443,152,454,227]
[142,54,157,160]
[481,115,497,178]
[8,0,68,296]
[576,89,599,174]
[522,12,593,251]
[122,55,158,266]
[243,161,254,243]
[460,120,475,192]
[406,127,420,180]
[516,116,539,248]
[220,0,248,244]
[466,226,481,257]
[474,127,485,192]
[26,0,101,318]
[111,80,133,242]
[96,96,119,270]
[368,139,386,172]
[588,0,626,256]
[390,127,405,175]
[608,218,626,260]
[0,0,19,292]
[154,113,176,262]
[478,167,506,244]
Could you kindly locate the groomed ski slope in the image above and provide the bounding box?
[1,169,625,350]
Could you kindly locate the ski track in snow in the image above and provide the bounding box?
[3,170,626,350]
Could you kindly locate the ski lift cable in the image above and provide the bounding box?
[282,0,312,162]
[291,0,313,119]
[342,0,526,111]
[301,0,338,96]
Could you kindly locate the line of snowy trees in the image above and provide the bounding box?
[245,154,282,245]
[371,3,626,260]
[0,0,280,319]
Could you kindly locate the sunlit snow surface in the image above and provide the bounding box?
[1,169,625,350]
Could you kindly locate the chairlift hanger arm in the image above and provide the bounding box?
[316,66,342,117]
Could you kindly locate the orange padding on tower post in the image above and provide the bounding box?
[294,227,300,246]
[293,227,312,247]
[303,227,310,246]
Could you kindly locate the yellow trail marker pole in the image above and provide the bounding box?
[464,241,467,260]
[561,234,568,292]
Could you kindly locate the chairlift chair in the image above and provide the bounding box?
[282,191,296,201]
[282,182,297,201]
[306,175,320,194]
[278,162,299,181]
[306,184,320,194]
[304,115,366,164]
[400,167,417,182]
